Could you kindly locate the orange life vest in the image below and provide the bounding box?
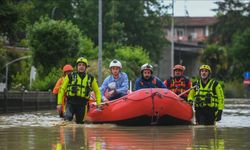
[165,77,191,98]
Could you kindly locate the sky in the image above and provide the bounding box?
[164,0,219,17]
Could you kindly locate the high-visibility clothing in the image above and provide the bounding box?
[188,79,224,110]
[58,72,101,106]
[53,76,66,117]
[164,76,192,100]
[52,77,64,94]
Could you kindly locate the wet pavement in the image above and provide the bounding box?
[0,98,250,150]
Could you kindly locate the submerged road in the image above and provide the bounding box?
[0,98,249,150]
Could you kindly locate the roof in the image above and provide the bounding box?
[174,17,218,26]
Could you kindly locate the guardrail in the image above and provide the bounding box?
[0,90,56,114]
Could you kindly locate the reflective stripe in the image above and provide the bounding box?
[169,77,188,95]
[67,73,92,99]
[194,79,218,108]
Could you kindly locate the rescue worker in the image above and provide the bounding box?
[188,65,224,125]
[164,64,192,101]
[53,64,73,118]
[135,63,166,90]
[100,59,128,101]
[57,57,101,124]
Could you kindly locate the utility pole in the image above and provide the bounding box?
[98,0,103,85]
[171,0,175,76]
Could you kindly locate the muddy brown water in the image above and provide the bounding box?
[0,99,249,150]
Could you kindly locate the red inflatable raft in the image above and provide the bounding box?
[86,88,193,125]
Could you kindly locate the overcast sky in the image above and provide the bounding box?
[164,0,219,17]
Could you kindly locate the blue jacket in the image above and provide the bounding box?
[135,76,166,90]
[100,72,128,99]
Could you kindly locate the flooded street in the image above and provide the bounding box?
[0,99,250,150]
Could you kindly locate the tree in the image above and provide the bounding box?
[0,0,30,45]
[114,0,169,62]
[211,0,250,45]
[0,47,8,82]
[11,60,31,90]
[2,0,169,63]
[72,0,169,62]
[230,27,250,79]
[114,46,151,80]
[200,44,228,80]
[27,17,84,76]
[27,0,74,21]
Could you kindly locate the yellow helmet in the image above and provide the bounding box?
[76,57,89,66]
[199,65,211,73]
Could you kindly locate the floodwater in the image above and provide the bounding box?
[0,99,250,150]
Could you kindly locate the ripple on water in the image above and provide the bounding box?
[0,111,61,128]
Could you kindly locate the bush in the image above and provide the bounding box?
[27,17,94,76]
[224,80,245,98]
[27,17,97,90]
[114,46,151,81]
[31,67,61,91]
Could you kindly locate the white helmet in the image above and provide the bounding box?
[109,59,122,69]
[140,63,153,73]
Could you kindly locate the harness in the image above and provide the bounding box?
[194,79,219,109]
[168,77,189,95]
[67,72,94,99]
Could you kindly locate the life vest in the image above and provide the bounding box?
[66,72,94,99]
[167,77,189,95]
[194,79,219,108]
[140,77,158,88]
[52,77,64,94]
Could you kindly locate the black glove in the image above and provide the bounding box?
[216,110,223,121]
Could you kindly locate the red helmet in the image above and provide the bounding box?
[63,64,73,72]
[173,64,185,71]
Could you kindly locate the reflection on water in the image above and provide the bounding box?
[0,99,250,150]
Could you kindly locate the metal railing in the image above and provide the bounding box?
[0,90,56,114]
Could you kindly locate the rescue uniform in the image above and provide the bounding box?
[188,79,224,125]
[53,76,65,117]
[135,76,166,90]
[58,72,101,124]
[164,76,192,101]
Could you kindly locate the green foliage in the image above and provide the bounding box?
[71,0,169,62]
[114,46,151,80]
[106,0,169,62]
[0,48,7,69]
[0,47,31,89]
[24,0,75,23]
[27,17,84,76]
[209,0,250,82]
[11,61,31,90]
[1,0,170,90]
[0,0,31,45]
[212,0,250,45]
[224,80,245,98]
[77,37,98,60]
[31,67,61,91]
[200,44,228,80]
[230,27,250,78]
[86,60,110,82]
[0,47,7,82]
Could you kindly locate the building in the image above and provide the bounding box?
[158,16,218,80]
